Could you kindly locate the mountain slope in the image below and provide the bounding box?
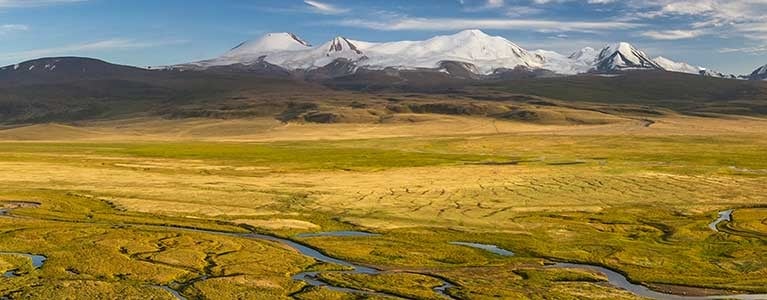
[1,56,766,125]
[226,32,311,55]
[653,56,701,74]
[569,47,598,66]
[700,69,739,79]
[184,32,312,68]
[533,49,592,75]
[749,64,767,80]
[473,71,767,116]
[0,57,331,123]
[265,36,368,70]
[594,43,663,72]
[0,57,153,87]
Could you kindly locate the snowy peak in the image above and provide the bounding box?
[749,64,767,80]
[449,29,498,42]
[534,49,591,75]
[174,31,754,80]
[456,29,488,36]
[651,56,742,79]
[355,29,544,74]
[217,29,545,75]
[223,32,311,58]
[325,36,363,55]
[595,42,662,72]
[428,29,541,64]
[256,36,368,70]
[286,33,311,47]
[652,56,701,74]
[569,47,597,63]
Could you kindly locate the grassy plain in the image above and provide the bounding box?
[0,110,766,299]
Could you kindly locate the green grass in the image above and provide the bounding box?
[0,130,765,299]
[317,272,445,299]
[0,141,511,171]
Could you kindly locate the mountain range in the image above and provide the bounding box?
[171,30,764,80]
[0,29,766,125]
[0,57,766,125]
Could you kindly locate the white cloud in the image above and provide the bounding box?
[657,0,716,15]
[338,17,641,33]
[530,0,614,4]
[504,6,544,17]
[617,1,767,43]
[303,0,348,15]
[0,0,86,7]
[732,21,767,40]
[719,45,767,53]
[0,24,28,35]
[486,0,504,8]
[622,1,754,21]
[0,38,187,62]
[641,29,705,40]
[462,0,507,12]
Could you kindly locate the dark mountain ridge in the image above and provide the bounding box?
[1,56,766,124]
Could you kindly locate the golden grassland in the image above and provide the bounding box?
[0,112,766,299]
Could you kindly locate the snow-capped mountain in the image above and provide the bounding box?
[593,42,662,72]
[652,56,701,74]
[699,69,739,79]
[228,32,311,55]
[357,29,544,74]
[748,64,767,80]
[180,29,543,75]
[568,47,598,66]
[533,50,591,75]
[650,56,741,78]
[532,47,598,75]
[183,32,312,68]
[262,36,368,70]
[172,30,758,80]
[538,44,701,75]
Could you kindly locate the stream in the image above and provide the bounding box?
[154,286,188,300]
[0,252,47,278]
[708,209,734,232]
[249,232,457,299]
[548,263,767,300]
[154,229,456,300]
[444,242,767,300]
[449,242,515,256]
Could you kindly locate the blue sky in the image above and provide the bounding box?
[0,0,765,74]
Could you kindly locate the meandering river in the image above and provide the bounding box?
[443,242,767,300]
[0,252,47,278]
[548,263,767,300]
[449,242,515,256]
[155,229,457,299]
[708,209,734,232]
